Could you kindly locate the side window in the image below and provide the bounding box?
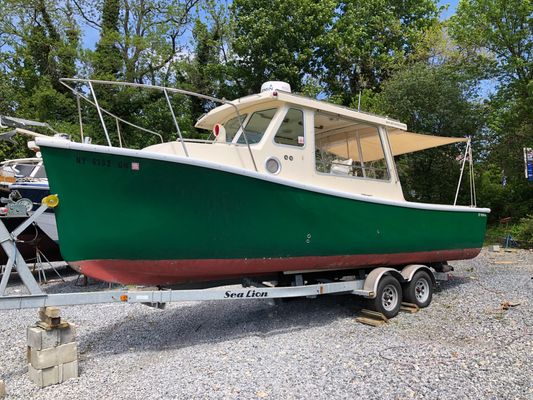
[274,108,304,147]
[237,108,277,144]
[223,114,247,143]
[315,114,390,180]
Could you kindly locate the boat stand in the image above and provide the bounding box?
[33,248,65,284]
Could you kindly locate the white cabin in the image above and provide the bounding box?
[144,82,464,202]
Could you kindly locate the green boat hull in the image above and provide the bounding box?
[40,143,488,285]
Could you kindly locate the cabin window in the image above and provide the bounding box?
[14,164,36,177]
[274,108,304,147]
[33,165,47,179]
[314,113,390,180]
[237,108,277,144]
[223,114,247,143]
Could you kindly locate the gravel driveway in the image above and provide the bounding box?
[1,248,532,399]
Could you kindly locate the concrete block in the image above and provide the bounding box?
[58,360,79,382]
[28,342,78,370]
[27,361,79,388]
[489,245,500,252]
[27,323,76,350]
[39,307,61,319]
[39,307,61,327]
[28,364,59,388]
[27,326,59,350]
[0,379,5,397]
[59,323,77,345]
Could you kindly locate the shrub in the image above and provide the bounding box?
[515,215,533,244]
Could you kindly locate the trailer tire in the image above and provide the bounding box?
[403,270,433,308]
[367,275,402,319]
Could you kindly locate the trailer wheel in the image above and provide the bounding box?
[368,275,402,318]
[403,270,433,308]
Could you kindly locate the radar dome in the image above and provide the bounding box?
[260,81,291,93]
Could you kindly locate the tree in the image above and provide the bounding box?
[449,0,533,219]
[230,0,336,95]
[177,2,235,121]
[374,63,485,205]
[319,0,440,106]
[80,0,201,83]
[92,0,122,79]
[0,0,81,159]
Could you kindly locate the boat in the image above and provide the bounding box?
[0,157,43,195]
[0,122,61,243]
[0,117,63,264]
[34,79,489,286]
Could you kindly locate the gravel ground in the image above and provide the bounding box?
[1,248,532,399]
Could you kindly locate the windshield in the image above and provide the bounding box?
[237,108,277,144]
[32,165,47,179]
[223,114,247,143]
[14,164,37,177]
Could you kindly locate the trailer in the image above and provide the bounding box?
[0,195,447,319]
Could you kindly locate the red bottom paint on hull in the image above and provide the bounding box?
[71,248,481,285]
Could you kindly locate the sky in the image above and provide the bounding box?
[438,0,460,20]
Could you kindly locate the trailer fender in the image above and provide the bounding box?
[400,265,436,287]
[363,267,405,299]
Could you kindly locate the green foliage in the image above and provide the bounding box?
[449,0,533,221]
[93,0,122,79]
[318,0,440,105]
[231,0,336,94]
[514,215,533,244]
[84,0,201,84]
[374,63,484,204]
[450,0,532,94]
[0,0,80,159]
[476,164,508,221]
[177,6,234,120]
[485,215,533,247]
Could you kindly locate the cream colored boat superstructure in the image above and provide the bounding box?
[55,78,467,203]
[144,89,412,201]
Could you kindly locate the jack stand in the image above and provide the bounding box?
[34,248,64,284]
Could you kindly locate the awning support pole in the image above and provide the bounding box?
[454,137,471,206]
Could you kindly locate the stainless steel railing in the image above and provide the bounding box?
[59,78,258,171]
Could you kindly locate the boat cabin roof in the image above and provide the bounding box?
[196,90,408,132]
[195,89,467,159]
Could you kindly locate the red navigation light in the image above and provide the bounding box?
[214,124,221,137]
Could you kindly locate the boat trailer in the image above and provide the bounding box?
[0,195,446,317]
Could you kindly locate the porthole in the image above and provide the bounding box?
[265,157,281,174]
